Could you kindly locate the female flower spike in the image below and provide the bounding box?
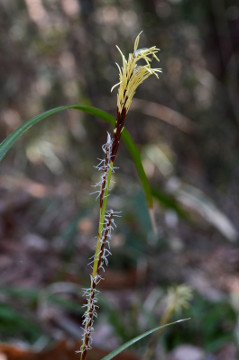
[111,31,162,115]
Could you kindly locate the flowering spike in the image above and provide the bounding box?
[80,33,161,360]
[110,32,161,163]
[112,32,162,115]
[80,210,117,358]
[91,133,116,205]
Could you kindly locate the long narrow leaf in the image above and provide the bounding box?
[101,318,190,360]
[0,105,152,208]
[0,105,69,162]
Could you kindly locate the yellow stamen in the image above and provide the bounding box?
[111,32,162,114]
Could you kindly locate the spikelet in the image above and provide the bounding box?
[111,32,162,114]
[91,133,117,207]
[79,209,118,356]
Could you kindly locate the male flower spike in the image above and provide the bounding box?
[111,32,162,162]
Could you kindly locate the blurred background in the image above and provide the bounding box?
[0,0,239,359]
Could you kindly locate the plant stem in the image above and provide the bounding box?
[80,31,161,360]
[80,160,114,360]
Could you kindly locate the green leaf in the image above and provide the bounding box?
[121,129,152,208]
[101,318,190,360]
[0,104,153,208]
[0,105,69,162]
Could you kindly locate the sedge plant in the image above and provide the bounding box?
[79,32,162,360]
[143,285,193,360]
[0,32,190,359]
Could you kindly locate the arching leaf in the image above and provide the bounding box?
[0,104,153,208]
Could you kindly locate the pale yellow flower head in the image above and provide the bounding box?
[166,285,193,313]
[111,32,162,114]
